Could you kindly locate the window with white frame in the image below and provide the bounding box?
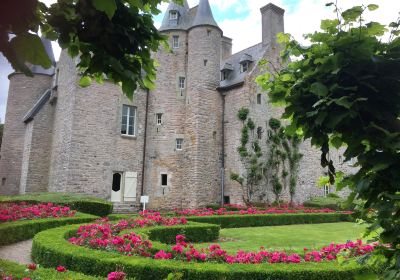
[179,77,185,89]
[176,138,183,150]
[156,113,162,125]
[324,184,331,196]
[240,62,249,73]
[121,105,136,136]
[169,11,178,20]
[172,36,179,48]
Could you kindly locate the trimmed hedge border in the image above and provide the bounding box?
[32,224,368,280]
[185,213,352,228]
[0,212,98,245]
[0,259,101,280]
[0,193,113,216]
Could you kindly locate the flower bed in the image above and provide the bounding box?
[0,202,76,223]
[32,223,370,280]
[175,206,351,217]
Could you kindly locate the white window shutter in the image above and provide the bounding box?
[124,172,137,202]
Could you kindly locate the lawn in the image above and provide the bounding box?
[197,222,368,254]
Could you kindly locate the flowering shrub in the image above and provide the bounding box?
[56,266,67,272]
[69,212,187,256]
[0,202,76,223]
[174,205,351,217]
[154,235,379,265]
[107,271,127,280]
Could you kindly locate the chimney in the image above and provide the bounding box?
[260,3,285,46]
[221,36,232,60]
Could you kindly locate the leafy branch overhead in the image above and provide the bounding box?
[0,0,183,98]
[257,2,400,278]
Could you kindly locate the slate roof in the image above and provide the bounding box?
[22,88,52,123]
[219,43,267,90]
[191,0,219,30]
[30,37,56,76]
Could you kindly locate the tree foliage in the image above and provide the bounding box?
[257,2,400,278]
[0,0,180,98]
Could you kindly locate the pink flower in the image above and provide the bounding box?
[172,244,184,254]
[107,271,127,280]
[27,263,37,270]
[56,266,67,272]
[154,250,173,259]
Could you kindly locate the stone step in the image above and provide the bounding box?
[112,202,141,214]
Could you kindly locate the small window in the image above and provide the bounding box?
[257,127,263,139]
[121,105,136,136]
[257,94,262,104]
[1,178,5,186]
[179,77,185,89]
[204,59,208,66]
[169,11,178,20]
[172,36,179,48]
[221,71,229,81]
[176,138,183,150]
[161,174,168,186]
[207,30,211,36]
[156,113,162,125]
[324,184,331,196]
[223,196,230,204]
[240,62,249,73]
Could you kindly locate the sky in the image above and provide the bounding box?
[1,0,399,122]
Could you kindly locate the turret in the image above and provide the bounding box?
[0,37,55,195]
[183,0,223,208]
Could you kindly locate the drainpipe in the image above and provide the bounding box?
[141,89,150,196]
[221,92,226,207]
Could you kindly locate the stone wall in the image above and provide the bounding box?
[0,74,52,195]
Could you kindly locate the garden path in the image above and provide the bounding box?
[0,239,32,264]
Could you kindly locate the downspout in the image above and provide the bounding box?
[141,89,150,196]
[221,92,226,206]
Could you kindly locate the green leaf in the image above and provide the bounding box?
[342,6,363,22]
[91,0,117,20]
[280,73,293,82]
[79,76,92,87]
[310,82,329,97]
[366,22,386,36]
[367,4,379,11]
[334,97,352,109]
[330,135,343,149]
[320,19,339,31]
[10,33,52,69]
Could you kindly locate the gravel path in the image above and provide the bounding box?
[0,240,33,264]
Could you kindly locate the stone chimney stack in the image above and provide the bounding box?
[221,36,232,60]
[260,3,285,46]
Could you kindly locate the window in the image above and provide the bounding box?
[257,94,262,104]
[221,71,229,81]
[223,196,230,204]
[240,62,249,73]
[1,178,5,186]
[121,105,136,136]
[207,30,211,36]
[179,77,185,89]
[169,10,178,20]
[204,59,208,66]
[324,184,331,196]
[172,36,179,48]
[112,173,122,192]
[176,138,183,150]
[161,174,168,186]
[257,127,263,139]
[156,113,162,125]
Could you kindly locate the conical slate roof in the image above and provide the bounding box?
[30,37,56,75]
[159,0,190,31]
[191,0,219,30]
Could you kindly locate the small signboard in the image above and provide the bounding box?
[140,196,149,211]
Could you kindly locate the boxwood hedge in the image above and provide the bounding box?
[0,259,101,280]
[0,212,98,245]
[32,224,368,280]
[185,213,352,228]
[0,192,113,216]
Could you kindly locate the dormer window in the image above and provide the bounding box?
[220,63,233,81]
[221,71,229,81]
[170,10,178,20]
[240,61,249,73]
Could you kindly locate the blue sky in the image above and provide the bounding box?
[1,0,400,122]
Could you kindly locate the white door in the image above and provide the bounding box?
[124,172,137,202]
[111,173,122,202]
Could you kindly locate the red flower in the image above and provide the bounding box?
[27,263,37,270]
[56,266,67,272]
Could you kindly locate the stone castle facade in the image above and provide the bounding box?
[0,1,353,210]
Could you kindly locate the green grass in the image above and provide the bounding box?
[196,222,367,254]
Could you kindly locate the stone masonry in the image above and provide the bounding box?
[0,0,355,210]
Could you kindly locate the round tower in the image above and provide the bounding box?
[184,0,223,208]
[0,38,55,195]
